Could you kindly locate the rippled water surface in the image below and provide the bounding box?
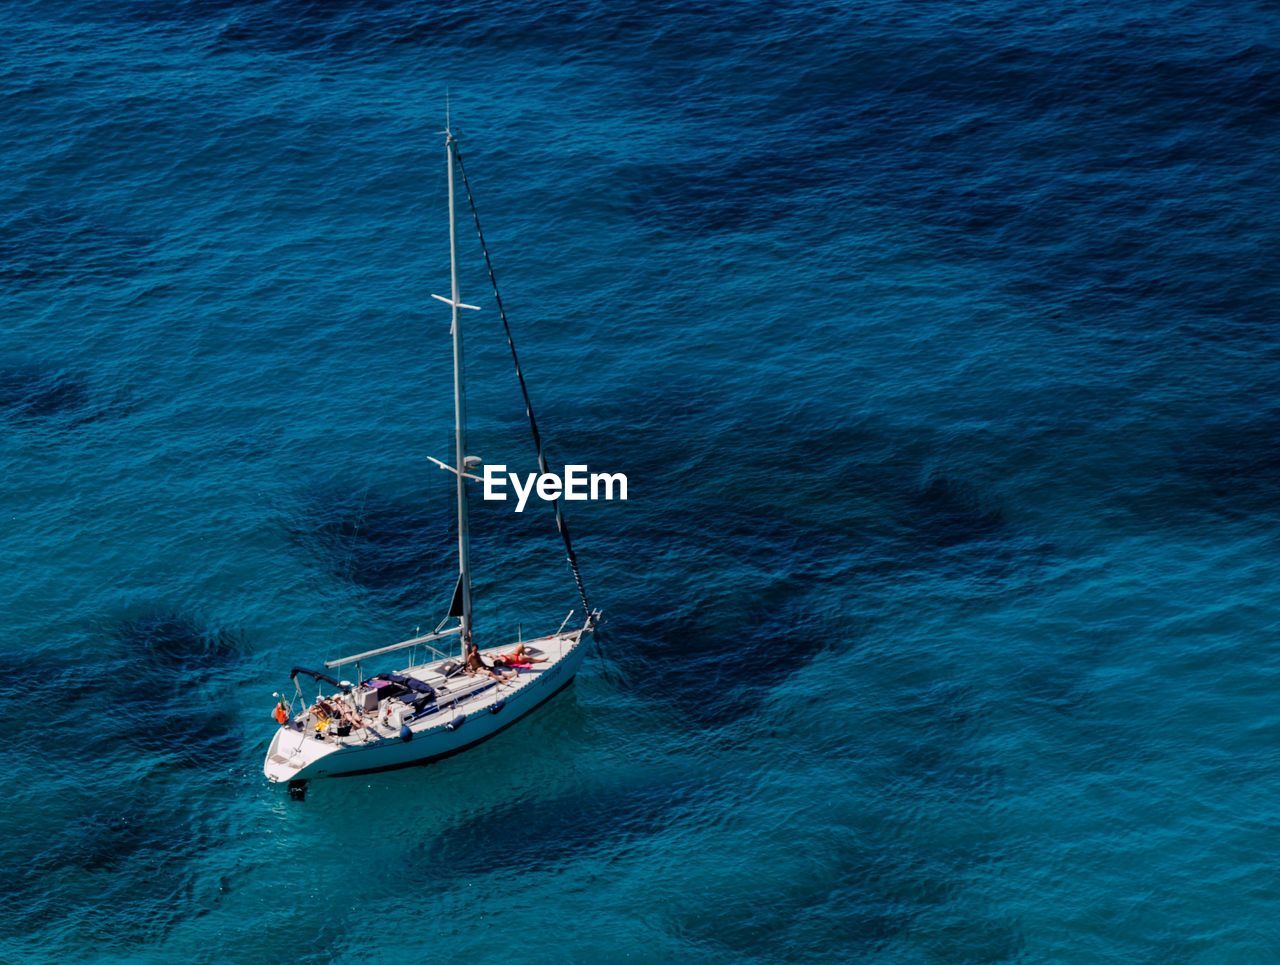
[2,0,1278,960]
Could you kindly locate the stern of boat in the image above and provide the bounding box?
[264,726,340,783]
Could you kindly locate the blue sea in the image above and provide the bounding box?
[2,0,1278,960]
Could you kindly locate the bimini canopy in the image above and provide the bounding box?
[290,667,350,693]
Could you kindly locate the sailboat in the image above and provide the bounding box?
[263,119,600,798]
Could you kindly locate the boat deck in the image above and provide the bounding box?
[291,637,568,748]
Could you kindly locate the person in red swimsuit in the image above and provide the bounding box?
[492,642,548,669]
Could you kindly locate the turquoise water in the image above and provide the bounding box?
[2,1,1278,960]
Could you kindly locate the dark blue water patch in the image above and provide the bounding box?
[889,741,1007,804]
[421,776,719,879]
[825,465,1055,592]
[1008,237,1278,356]
[0,366,90,420]
[0,629,243,943]
[0,632,133,715]
[605,13,1280,351]
[853,675,1007,804]
[1169,406,1280,520]
[552,371,727,448]
[1016,693,1135,776]
[1015,652,1100,723]
[642,465,1043,596]
[622,157,789,236]
[752,660,1003,803]
[115,612,242,674]
[0,649,46,700]
[902,473,1004,550]
[209,3,373,57]
[0,643,101,706]
[0,620,247,775]
[754,643,1012,812]
[0,783,228,948]
[9,614,251,773]
[179,0,631,59]
[1008,636,1170,780]
[288,485,563,613]
[620,116,881,238]
[55,801,159,875]
[114,703,245,770]
[915,914,1026,963]
[0,204,154,286]
[615,46,1045,238]
[1096,404,1280,527]
[288,488,458,610]
[666,835,974,959]
[594,465,1051,727]
[109,0,802,66]
[589,394,1054,591]
[0,363,140,428]
[831,25,1277,163]
[108,614,246,766]
[559,390,1037,592]
[617,470,969,570]
[603,573,837,729]
[188,0,747,60]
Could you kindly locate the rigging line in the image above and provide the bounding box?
[450,139,594,626]
[341,485,370,594]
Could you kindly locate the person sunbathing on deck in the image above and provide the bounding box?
[492,642,547,668]
[311,697,365,731]
[464,641,515,685]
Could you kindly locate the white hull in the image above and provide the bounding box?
[264,630,588,784]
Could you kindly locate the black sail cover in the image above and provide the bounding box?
[448,573,466,617]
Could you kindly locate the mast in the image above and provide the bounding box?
[446,122,473,646]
